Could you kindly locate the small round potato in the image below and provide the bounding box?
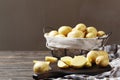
[58,26,72,36]
[33,61,51,74]
[87,27,97,35]
[48,30,58,37]
[97,31,105,37]
[55,34,66,37]
[86,32,96,38]
[67,30,85,38]
[74,23,87,32]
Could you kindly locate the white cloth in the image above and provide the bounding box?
[44,33,108,50]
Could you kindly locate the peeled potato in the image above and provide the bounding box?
[67,30,84,38]
[71,56,87,68]
[86,32,97,38]
[74,23,86,32]
[97,31,105,37]
[48,30,58,37]
[45,56,58,63]
[60,56,73,66]
[87,27,97,35]
[58,26,72,36]
[33,61,51,74]
[57,60,69,68]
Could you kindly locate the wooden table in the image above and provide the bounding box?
[0,51,51,80]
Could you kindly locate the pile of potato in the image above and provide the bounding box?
[48,23,106,38]
[33,50,109,74]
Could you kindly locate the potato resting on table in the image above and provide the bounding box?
[87,50,109,67]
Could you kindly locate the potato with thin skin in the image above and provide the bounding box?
[97,31,105,37]
[33,61,51,74]
[87,27,97,35]
[87,50,109,67]
[58,26,72,36]
[86,32,97,38]
[67,30,85,38]
[55,34,66,38]
[74,23,87,32]
[48,30,58,37]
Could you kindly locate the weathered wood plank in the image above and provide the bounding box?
[0,51,51,80]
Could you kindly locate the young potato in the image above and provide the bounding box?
[48,30,58,37]
[57,60,69,68]
[96,56,109,67]
[58,26,72,36]
[86,32,97,38]
[74,23,87,32]
[87,27,97,35]
[97,31,105,37]
[55,34,66,38]
[86,51,99,63]
[67,30,85,38]
[87,50,109,67]
[45,56,58,63]
[33,61,51,74]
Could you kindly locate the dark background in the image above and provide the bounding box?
[0,0,120,51]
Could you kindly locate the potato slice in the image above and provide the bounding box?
[60,56,73,66]
[57,60,69,68]
[45,56,58,63]
[71,56,87,68]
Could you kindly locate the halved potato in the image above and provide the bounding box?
[71,56,87,68]
[60,56,73,66]
[57,60,69,68]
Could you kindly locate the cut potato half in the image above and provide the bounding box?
[71,56,87,68]
[57,60,69,68]
[60,56,73,66]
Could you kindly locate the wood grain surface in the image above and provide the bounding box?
[0,51,51,80]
